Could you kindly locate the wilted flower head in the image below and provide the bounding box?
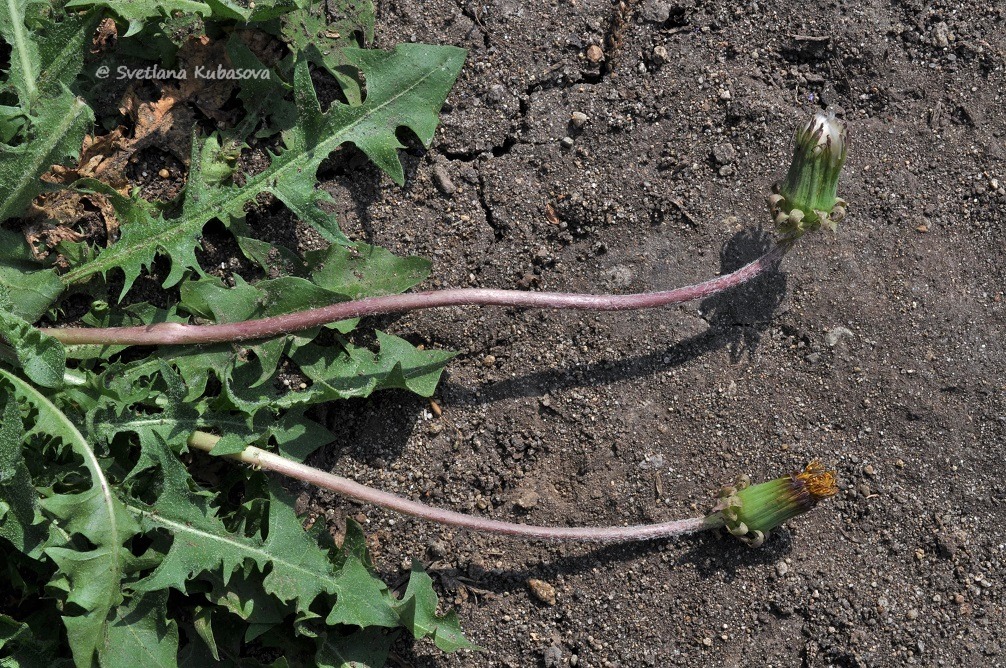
[710,461,838,547]
[769,112,849,237]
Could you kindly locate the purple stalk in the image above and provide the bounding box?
[186,431,723,542]
[43,240,792,346]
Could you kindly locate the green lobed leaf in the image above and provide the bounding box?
[293,331,456,399]
[128,440,341,618]
[326,556,400,629]
[224,35,295,139]
[0,369,139,668]
[305,242,431,300]
[0,104,28,143]
[179,273,344,388]
[214,331,453,415]
[191,605,220,660]
[0,390,46,556]
[75,236,439,417]
[318,520,404,631]
[0,229,65,324]
[267,406,334,461]
[0,92,93,227]
[63,0,211,37]
[60,44,465,299]
[0,388,23,481]
[0,610,67,667]
[281,0,375,105]
[0,4,96,226]
[260,485,342,608]
[203,567,288,643]
[315,627,395,668]
[101,591,179,668]
[86,363,333,462]
[181,274,345,324]
[33,8,98,99]
[235,236,307,278]
[0,0,41,109]
[204,0,305,23]
[395,560,477,653]
[207,433,249,456]
[0,304,66,389]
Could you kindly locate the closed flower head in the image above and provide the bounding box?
[769,112,849,237]
[711,461,838,547]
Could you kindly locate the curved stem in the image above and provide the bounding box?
[44,240,793,347]
[187,432,724,542]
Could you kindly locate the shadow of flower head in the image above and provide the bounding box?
[699,227,787,361]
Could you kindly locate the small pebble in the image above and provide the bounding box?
[906,609,919,620]
[427,539,448,559]
[641,0,672,23]
[933,22,950,48]
[586,44,604,63]
[486,83,507,106]
[712,143,737,165]
[718,89,731,100]
[544,646,563,668]
[482,354,496,367]
[432,164,456,196]
[560,136,575,148]
[571,111,589,128]
[527,578,557,605]
[825,326,854,347]
[515,488,540,510]
[775,561,790,577]
[652,45,669,64]
[158,168,170,179]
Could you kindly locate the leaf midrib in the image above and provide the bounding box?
[61,50,449,285]
[102,415,249,433]
[5,0,37,103]
[0,368,123,580]
[130,505,337,595]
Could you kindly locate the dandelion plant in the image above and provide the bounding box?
[0,0,850,662]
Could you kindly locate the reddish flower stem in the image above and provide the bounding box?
[42,240,792,346]
[187,432,724,542]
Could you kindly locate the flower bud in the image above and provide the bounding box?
[769,112,849,237]
[710,461,838,547]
